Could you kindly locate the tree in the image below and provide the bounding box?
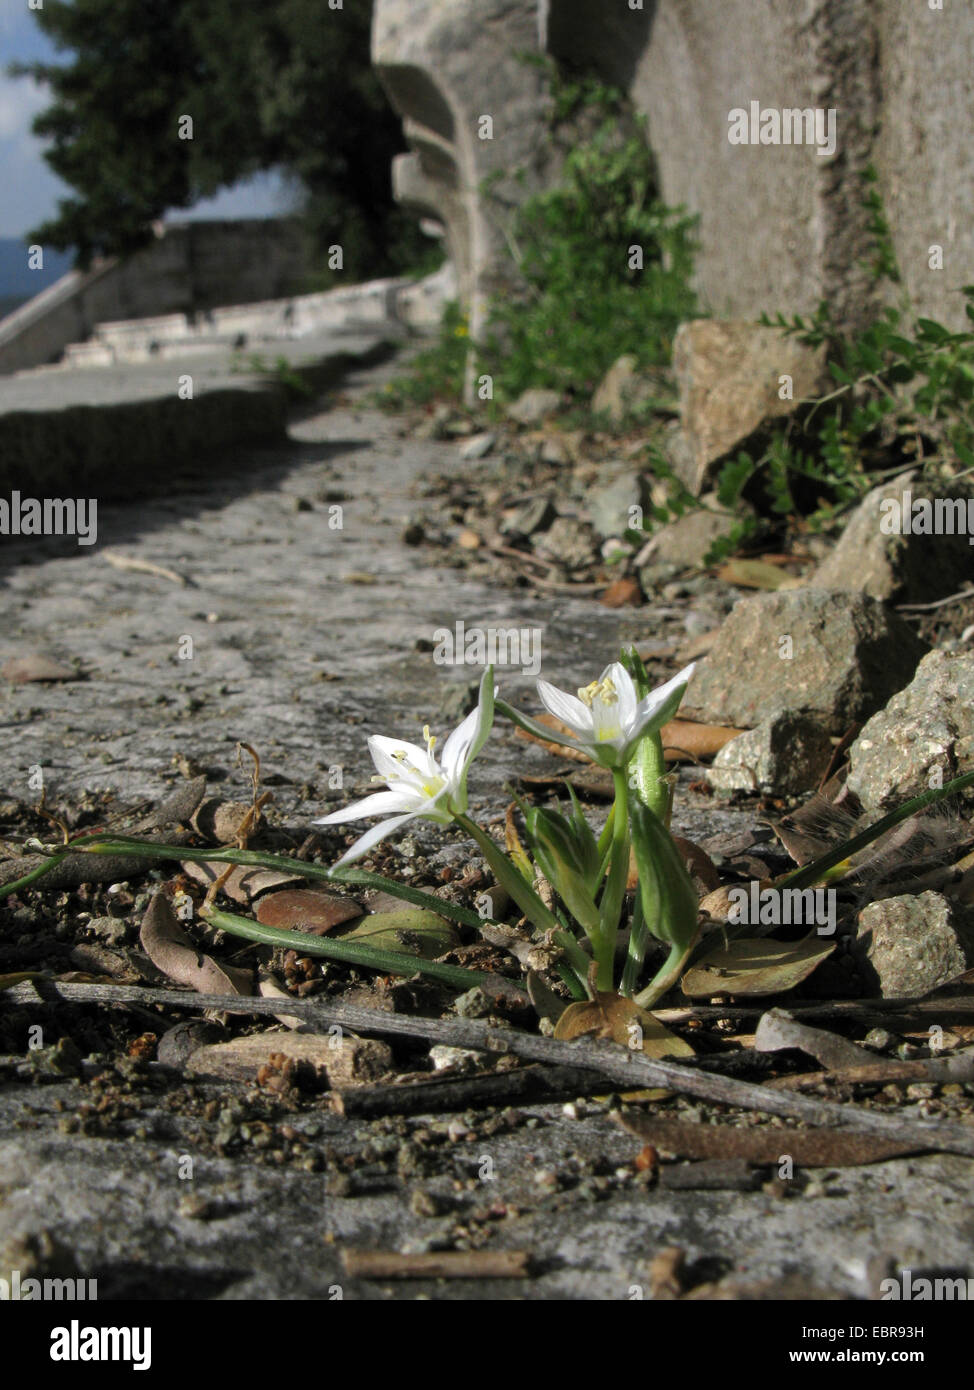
[11,0,429,278]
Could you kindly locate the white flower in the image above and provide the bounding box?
[315,669,494,866]
[536,660,695,769]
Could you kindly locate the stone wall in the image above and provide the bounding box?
[375,0,974,334]
[0,220,310,375]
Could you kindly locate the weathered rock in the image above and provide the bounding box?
[684,588,928,734]
[501,496,557,537]
[534,515,599,570]
[847,650,974,812]
[591,354,662,424]
[707,711,834,796]
[586,470,650,540]
[669,320,826,495]
[458,431,496,460]
[639,503,737,574]
[506,388,562,426]
[812,473,974,603]
[855,891,974,998]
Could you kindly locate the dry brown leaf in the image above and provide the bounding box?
[254,887,363,935]
[716,557,805,590]
[2,653,79,683]
[600,576,644,608]
[139,891,253,996]
[180,860,303,905]
[616,1113,924,1166]
[554,989,694,1059]
[680,937,835,998]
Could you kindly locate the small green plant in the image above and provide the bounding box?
[649,168,974,562]
[480,74,698,404]
[375,300,470,410]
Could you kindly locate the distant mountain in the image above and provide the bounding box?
[0,239,74,317]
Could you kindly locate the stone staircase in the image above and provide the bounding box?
[57,263,455,370]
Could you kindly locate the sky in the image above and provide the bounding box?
[0,1,292,240]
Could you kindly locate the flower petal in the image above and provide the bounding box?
[329,811,419,867]
[536,680,593,738]
[368,734,433,781]
[635,661,696,733]
[601,661,638,732]
[313,788,418,824]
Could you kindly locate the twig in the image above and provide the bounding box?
[896,585,974,613]
[102,551,191,587]
[10,979,974,1156]
[330,1063,609,1118]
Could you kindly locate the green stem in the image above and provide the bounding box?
[596,768,631,991]
[619,890,647,997]
[0,849,71,901]
[201,905,491,991]
[38,836,484,929]
[454,814,563,937]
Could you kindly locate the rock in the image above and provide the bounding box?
[640,502,737,573]
[847,650,974,812]
[459,431,496,461]
[505,388,562,426]
[533,515,599,570]
[670,320,826,495]
[1,654,79,684]
[436,674,483,725]
[501,496,556,537]
[855,892,974,998]
[707,711,834,796]
[586,470,650,540]
[591,354,662,424]
[812,472,974,603]
[86,915,130,946]
[684,588,928,734]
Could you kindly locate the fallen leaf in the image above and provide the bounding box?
[680,937,835,998]
[554,990,694,1059]
[716,558,805,590]
[255,887,363,935]
[139,891,252,996]
[180,860,303,905]
[616,1113,924,1166]
[335,909,457,959]
[600,576,643,608]
[2,654,79,683]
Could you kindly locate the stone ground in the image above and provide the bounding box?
[1,353,972,1301]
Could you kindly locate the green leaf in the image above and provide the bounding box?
[335,909,456,959]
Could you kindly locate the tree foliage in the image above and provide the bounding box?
[12,0,429,277]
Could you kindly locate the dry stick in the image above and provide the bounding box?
[11,979,974,1158]
[654,993,974,1026]
[330,1063,610,1118]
